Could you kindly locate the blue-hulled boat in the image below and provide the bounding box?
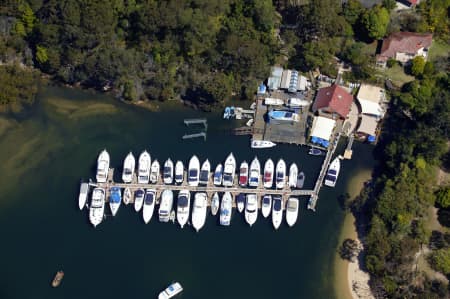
[236,193,245,213]
[109,186,122,216]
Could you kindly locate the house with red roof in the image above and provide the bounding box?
[376,32,433,67]
[312,85,353,119]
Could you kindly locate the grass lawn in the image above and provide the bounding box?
[428,40,449,62]
[379,64,415,87]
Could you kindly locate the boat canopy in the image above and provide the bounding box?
[136,189,144,196]
[188,169,198,178]
[178,195,188,207]
[329,169,337,175]
[199,171,209,181]
[274,199,282,211]
[237,193,245,202]
[263,196,271,204]
[325,175,337,182]
[144,192,154,204]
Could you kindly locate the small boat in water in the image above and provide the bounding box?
[211,192,220,216]
[288,163,298,188]
[199,159,210,185]
[245,194,258,226]
[134,188,144,212]
[222,153,236,187]
[309,148,324,156]
[51,270,64,288]
[109,186,121,216]
[220,192,232,226]
[251,139,276,149]
[163,159,174,185]
[123,187,132,205]
[272,195,283,230]
[122,152,135,183]
[138,150,151,184]
[143,189,156,224]
[324,157,341,187]
[236,193,245,213]
[192,192,207,232]
[297,171,305,189]
[188,155,200,187]
[213,164,223,186]
[261,195,272,218]
[78,182,89,210]
[176,190,190,228]
[286,197,299,227]
[268,110,299,122]
[89,187,105,227]
[174,161,184,184]
[263,159,274,189]
[223,107,231,119]
[248,157,260,187]
[276,159,286,189]
[239,161,249,187]
[158,282,183,299]
[96,149,110,183]
[159,190,174,222]
[150,160,160,184]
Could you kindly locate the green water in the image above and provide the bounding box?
[0,86,375,299]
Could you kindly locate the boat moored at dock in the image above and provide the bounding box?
[272,195,283,230]
[297,172,305,189]
[158,282,183,299]
[109,186,122,216]
[96,149,110,183]
[222,153,236,187]
[123,187,132,205]
[188,155,200,187]
[220,192,232,226]
[236,193,245,213]
[211,192,219,216]
[239,161,249,187]
[174,161,184,184]
[288,163,298,188]
[263,159,274,189]
[134,188,144,211]
[324,157,340,187]
[150,160,160,184]
[261,195,271,218]
[176,190,190,228]
[143,189,156,223]
[122,152,135,183]
[159,190,174,222]
[213,164,223,186]
[286,197,299,227]
[245,194,258,226]
[192,192,207,232]
[251,139,276,149]
[163,159,174,185]
[199,159,210,185]
[89,187,105,227]
[248,157,260,188]
[275,159,286,189]
[78,182,89,210]
[138,150,151,184]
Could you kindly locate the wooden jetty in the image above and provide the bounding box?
[184,118,207,127]
[182,132,206,141]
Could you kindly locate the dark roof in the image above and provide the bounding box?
[378,32,433,61]
[312,85,353,118]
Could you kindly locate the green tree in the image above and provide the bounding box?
[362,6,390,40]
[436,187,450,208]
[410,56,426,77]
[13,21,26,37]
[430,248,450,274]
[382,0,397,11]
[19,2,36,34]
[35,45,48,64]
[343,0,364,25]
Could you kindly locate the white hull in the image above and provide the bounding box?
[143,189,156,224]
[163,159,174,185]
[134,189,144,212]
[89,188,105,227]
[261,195,272,218]
[96,149,110,183]
[248,157,260,187]
[78,182,89,210]
[175,161,184,184]
[199,159,211,185]
[237,202,244,213]
[188,155,200,187]
[276,159,286,189]
[286,197,299,227]
[150,160,160,184]
[137,151,151,184]
[245,194,258,226]
[272,196,283,230]
[177,190,190,228]
[158,282,183,299]
[263,159,274,189]
[324,157,341,187]
[223,153,236,187]
[159,190,174,222]
[123,187,132,205]
[192,192,207,232]
[213,164,223,186]
[122,152,136,183]
[211,192,220,216]
[220,192,232,226]
[110,202,120,216]
[251,139,276,149]
[288,163,298,188]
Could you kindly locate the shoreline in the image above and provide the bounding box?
[334,168,374,299]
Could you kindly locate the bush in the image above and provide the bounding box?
[387,58,397,68]
[429,248,450,275]
[410,56,426,77]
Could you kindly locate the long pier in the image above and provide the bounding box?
[182,132,206,140]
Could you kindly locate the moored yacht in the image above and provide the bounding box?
[176,190,190,228]
[236,193,245,213]
[134,188,144,212]
[297,171,305,189]
[239,161,249,187]
[272,195,283,230]
[199,159,210,185]
[286,197,299,227]
[188,155,200,187]
[158,282,183,299]
[96,149,110,183]
[89,187,105,227]
[213,164,223,186]
[78,182,89,210]
[245,194,258,226]
[261,195,272,218]
[122,152,136,183]
[192,192,207,232]
[222,153,236,187]
[163,159,174,185]
[263,159,274,189]
[276,159,286,189]
[220,192,232,226]
[137,150,151,184]
[109,186,121,216]
[324,157,341,187]
[248,157,261,188]
[150,160,160,184]
[175,161,184,184]
[251,139,276,149]
[288,163,298,188]
[142,189,156,223]
[123,187,132,205]
[211,192,220,216]
[159,190,174,222]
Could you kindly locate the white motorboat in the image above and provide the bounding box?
[199,159,210,185]
[192,192,207,232]
[213,164,223,186]
[174,161,184,184]
[261,195,272,218]
[251,139,276,149]
[159,189,174,222]
[245,194,258,226]
[78,182,89,210]
[137,150,151,184]
[134,188,144,212]
[123,187,132,205]
[143,189,156,224]
[297,171,305,189]
[272,195,283,230]
[220,192,232,226]
[163,158,174,185]
[263,159,274,189]
[150,160,160,184]
[96,149,110,183]
[236,193,245,213]
[275,159,286,189]
[222,153,236,187]
[211,192,220,216]
[176,190,190,228]
[89,187,105,227]
[324,157,341,187]
[288,163,298,188]
[122,152,135,183]
[286,197,299,227]
[188,155,200,187]
[158,282,183,299]
[109,186,121,216]
[248,157,260,188]
[239,161,249,187]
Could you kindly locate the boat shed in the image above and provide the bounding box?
[268,66,283,90]
[357,115,378,136]
[310,116,336,141]
[280,69,308,92]
[357,84,385,117]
